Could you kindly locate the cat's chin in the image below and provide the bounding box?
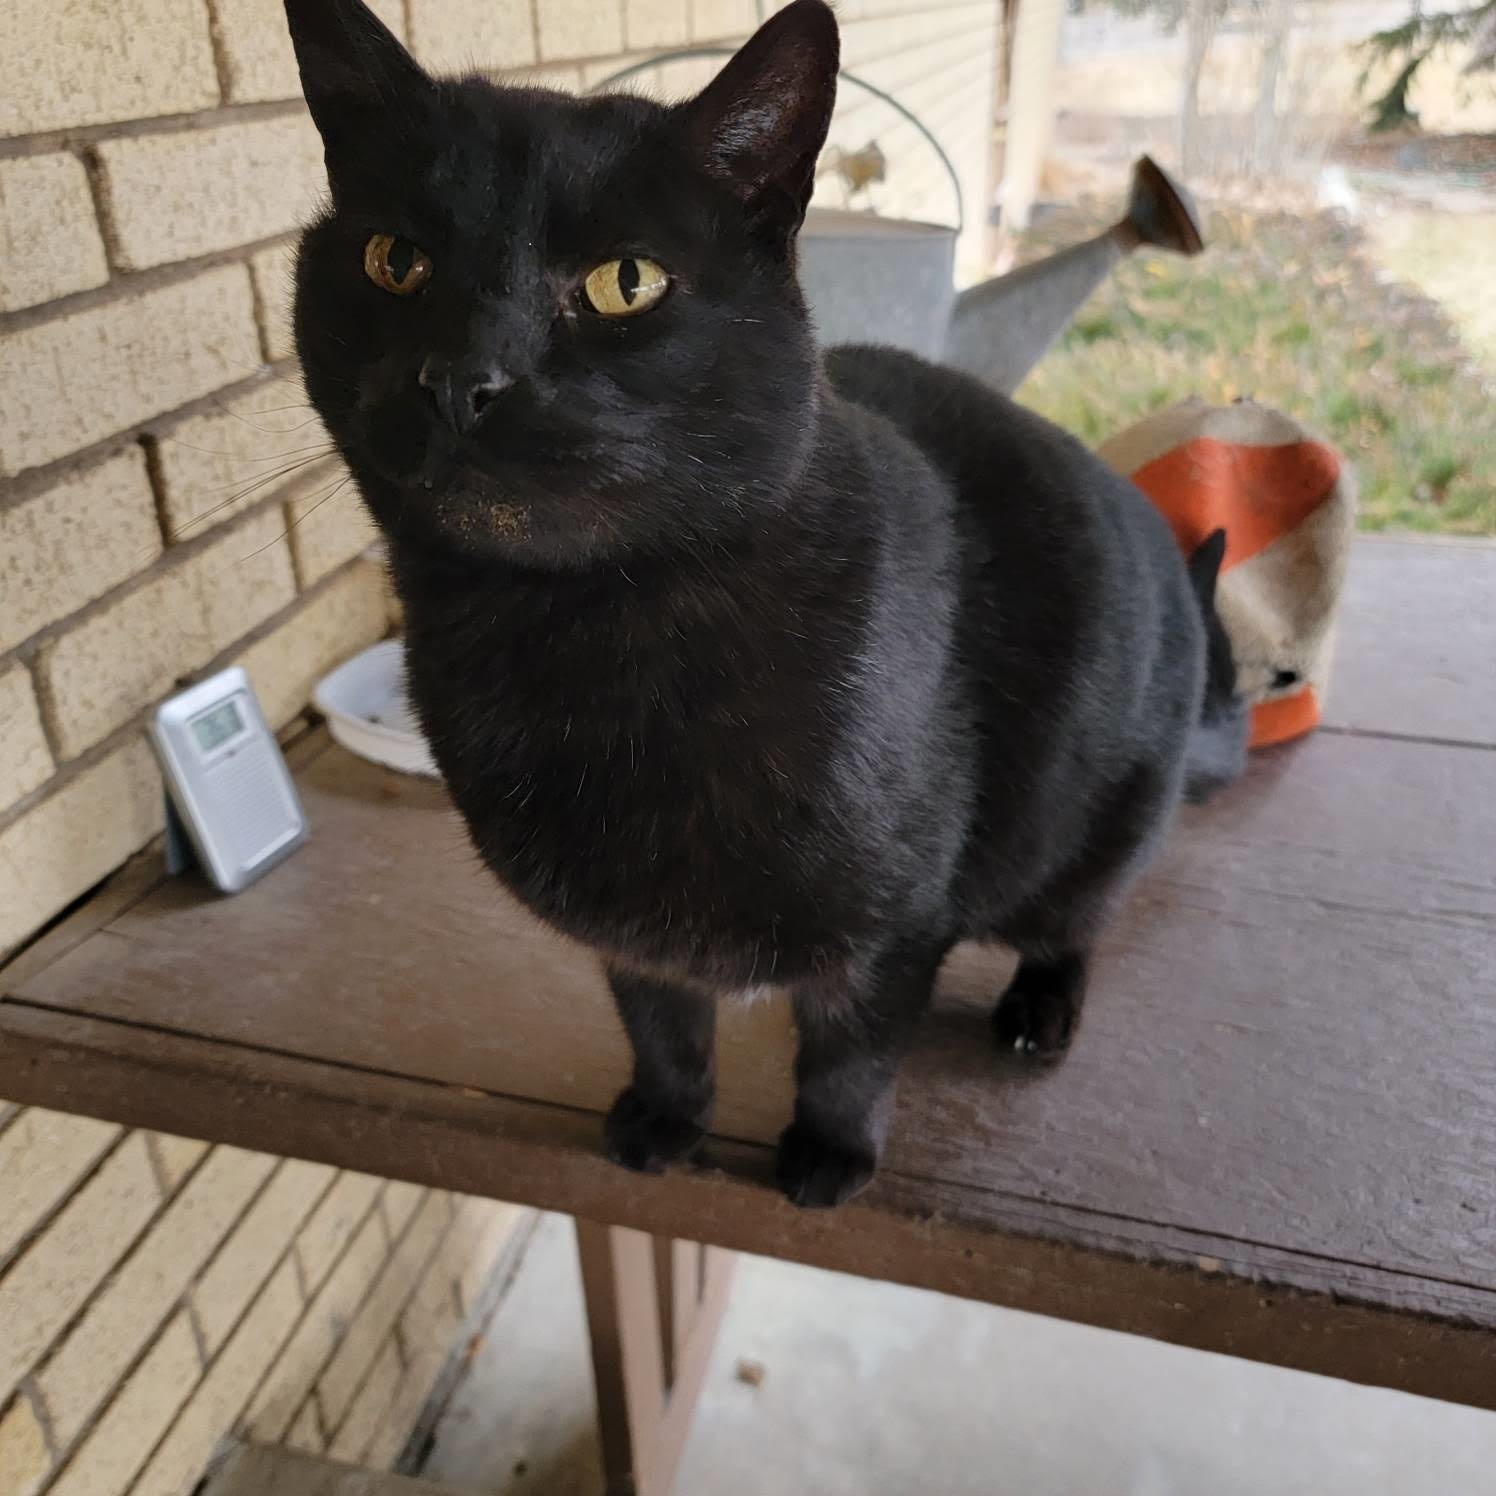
[364,460,648,571]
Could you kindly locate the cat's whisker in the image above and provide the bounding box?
[231,475,356,564]
[171,454,337,538]
[187,457,333,520]
[156,438,332,462]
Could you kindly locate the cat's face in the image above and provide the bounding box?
[287,0,839,569]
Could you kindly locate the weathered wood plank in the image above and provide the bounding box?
[1324,536,1496,747]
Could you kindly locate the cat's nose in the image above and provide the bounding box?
[419,356,514,435]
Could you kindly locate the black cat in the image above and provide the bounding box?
[285,0,1245,1208]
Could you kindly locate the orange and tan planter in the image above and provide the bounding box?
[1100,399,1357,749]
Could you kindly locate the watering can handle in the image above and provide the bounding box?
[586,49,966,235]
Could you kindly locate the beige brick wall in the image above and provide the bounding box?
[0,4,997,1490]
[94,117,326,272]
[0,155,110,314]
[0,1112,527,1496]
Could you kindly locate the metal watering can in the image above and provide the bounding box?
[800,155,1204,390]
[591,59,1205,395]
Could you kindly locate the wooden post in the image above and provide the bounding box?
[576,1222,736,1496]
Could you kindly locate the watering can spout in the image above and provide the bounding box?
[945,156,1205,395]
[1117,155,1206,256]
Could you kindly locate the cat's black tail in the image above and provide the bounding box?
[1182,529,1249,802]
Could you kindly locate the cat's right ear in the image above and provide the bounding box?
[680,0,840,254]
[283,0,432,159]
[1186,528,1229,613]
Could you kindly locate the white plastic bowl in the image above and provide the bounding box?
[312,639,440,777]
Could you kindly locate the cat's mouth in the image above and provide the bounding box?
[348,407,660,565]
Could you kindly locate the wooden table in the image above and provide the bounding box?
[3,536,1494,1493]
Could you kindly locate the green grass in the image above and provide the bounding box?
[1014,206,1496,534]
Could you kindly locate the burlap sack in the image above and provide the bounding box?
[1099,399,1357,747]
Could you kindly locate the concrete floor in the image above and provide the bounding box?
[421,1214,1496,1495]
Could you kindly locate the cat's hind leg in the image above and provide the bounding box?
[989,760,1179,1061]
[992,950,1089,1059]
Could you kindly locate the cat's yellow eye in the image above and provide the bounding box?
[364,234,433,296]
[582,258,669,318]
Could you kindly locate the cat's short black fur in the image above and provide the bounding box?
[285,0,1246,1207]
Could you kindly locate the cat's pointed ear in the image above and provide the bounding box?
[1187,528,1229,612]
[283,0,432,153]
[680,0,840,251]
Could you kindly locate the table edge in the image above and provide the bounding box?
[2,996,1494,1412]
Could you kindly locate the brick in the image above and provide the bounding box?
[192,1159,333,1354]
[131,1260,302,1496]
[407,0,537,73]
[0,739,163,960]
[367,1215,474,1471]
[0,266,261,478]
[45,1313,201,1496]
[690,0,758,40]
[147,1135,210,1194]
[627,0,690,50]
[284,1399,325,1456]
[0,1110,119,1268]
[243,1211,387,1442]
[38,508,295,759]
[582,54,646,90]
[249,239,298,362]
[361,1366,428,1470]
[380,1183,425,1243]
[0,1392,50,1496]
[153,382,330,542]
[195,507,299,657]
[0,154,109,313]
[396,1227,462,1359]
[235,563,388,731]
[212,0,407,103]
[537,0,623,62]
[36,568,201,763]
[452,1200,528,1314]
[0,666,53,815]
[361,1334,444,1471]
[504,63,585,91]
[326,1338,401,1463]
[0,0,218,138]
[286,462,377,587]
[316,1194,447,1430]
[658,53,725,98]
[36,1146,277,1447]
[585,52,717,95]
[0,448,163,655]
[293,1172,383,1295]
[0,1134,160,1405]
[94,118,326,273]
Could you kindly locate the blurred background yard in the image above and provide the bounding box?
[997,0,1496,533]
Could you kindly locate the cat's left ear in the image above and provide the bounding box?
[283,0,433,160]
[679,0,840,253]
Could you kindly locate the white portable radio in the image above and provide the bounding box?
[150,667,307,893]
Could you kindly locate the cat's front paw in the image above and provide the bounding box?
[776,1122,876,1208]
[604,1087,707,1174]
